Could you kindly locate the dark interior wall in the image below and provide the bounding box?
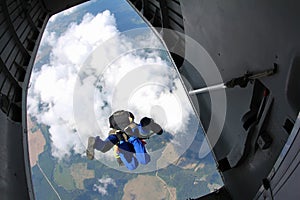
[0,0,87,199]
[128,0,186,68]
[0,1,50,198]
[40,0,89,15]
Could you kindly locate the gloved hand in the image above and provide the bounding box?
[116,157,124,166]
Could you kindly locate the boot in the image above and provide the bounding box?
[140,117,163,135]
[86,137,95,160]
[151,122,163,135]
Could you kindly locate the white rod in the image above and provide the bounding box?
[189,83,226,95]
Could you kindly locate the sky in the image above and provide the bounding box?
[27,0,198,163]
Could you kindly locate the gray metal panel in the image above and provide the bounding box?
[275,163,300,200]
[179,1,300,199]
[0,110,30,199]
[272,115,300,199]
[255,113,300,200]
[128,0,300,199]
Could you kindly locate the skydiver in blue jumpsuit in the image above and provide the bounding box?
[86,110,163,170]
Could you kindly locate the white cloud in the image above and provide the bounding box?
[28,10,119,159]
[93,177,117,195]
[28,9,196,162]
[93,52,192,135]
[50,11,118,67]
[40,30,57,47]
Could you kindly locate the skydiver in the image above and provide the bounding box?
[86,110,163,170]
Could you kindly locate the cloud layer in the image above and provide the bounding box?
[28,10,196,161]
[28,10,119,159]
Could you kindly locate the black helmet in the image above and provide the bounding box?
[109,110,134,130]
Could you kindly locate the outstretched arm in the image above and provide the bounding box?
[94,134,119,153]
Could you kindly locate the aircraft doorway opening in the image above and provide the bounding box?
[26,0,223,199]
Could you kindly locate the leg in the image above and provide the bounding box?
[128,136,150,165]
[94,134,119,153]
[118,141,138,170]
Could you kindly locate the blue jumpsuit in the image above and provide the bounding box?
[94,125,150,170]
